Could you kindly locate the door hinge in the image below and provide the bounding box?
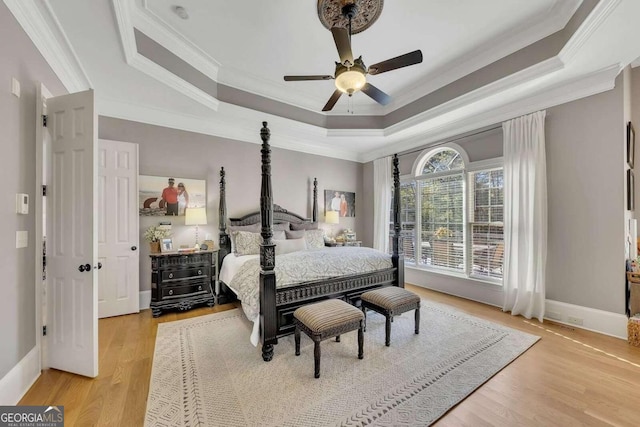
[42,114,48,127]
[42,325,47,336]
[42,185,47,197]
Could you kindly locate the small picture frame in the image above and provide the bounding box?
[627,122,635,168]
[628,169,635,211]
[160,238,174,253]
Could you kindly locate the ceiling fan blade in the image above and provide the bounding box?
[284,75,333,81]
[322,89,343,112]
[367,50,423,75]
[331,27,354,67]
[361,83,391,105]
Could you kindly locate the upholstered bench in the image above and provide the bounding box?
[360,286,420,346]
[293,299,364,378]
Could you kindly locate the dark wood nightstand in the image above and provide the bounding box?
[150,250,218,317]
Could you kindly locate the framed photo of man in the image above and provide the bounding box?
[324,190,356,217]
[139,175,206,216]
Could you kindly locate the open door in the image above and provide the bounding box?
[46,89,98,378]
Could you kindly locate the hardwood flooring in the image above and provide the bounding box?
[19,286,640,426]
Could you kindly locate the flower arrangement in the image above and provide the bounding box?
[144,225,171,242]
[434,227,453,239]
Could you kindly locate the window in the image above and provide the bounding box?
[399,146,504,282]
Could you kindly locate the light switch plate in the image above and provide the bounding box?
[16,230,28,248]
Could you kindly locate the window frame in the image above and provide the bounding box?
[401,144,504,285]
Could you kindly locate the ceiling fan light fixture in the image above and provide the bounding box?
[335,70,366,94]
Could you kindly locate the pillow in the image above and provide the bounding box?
[228,223,260,252]
[285,230,305,239]
[290,222,318,231]
[274,238,307,255]
[233,231,261,256]
[273,222,290,231]
[305,229,326,249]
[273,230,286,240]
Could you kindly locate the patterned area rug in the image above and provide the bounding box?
[145,301,539,426]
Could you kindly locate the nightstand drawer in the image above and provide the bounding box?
[161,266,210,282]
[161,280,210,300]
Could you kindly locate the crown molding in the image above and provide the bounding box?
[111,0,219,111]
[359,64,620,163]
[96,96,363,162]
[382,56,565,139]
[3,0,92,92]
[385,0,581,113]
[560,0,622,63]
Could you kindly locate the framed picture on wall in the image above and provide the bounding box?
[139,175,206,216]
[627,122,635,168]
[324,190,356,217]
[628,169,635,211]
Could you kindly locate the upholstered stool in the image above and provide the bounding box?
[293,299,364,378]
[360,286,420,346]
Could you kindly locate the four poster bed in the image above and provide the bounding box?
[217,122,404,361]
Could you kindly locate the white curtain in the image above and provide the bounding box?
[373,156,392,252]
[502,111,548,322]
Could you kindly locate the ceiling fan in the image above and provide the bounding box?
[284,2,423,112]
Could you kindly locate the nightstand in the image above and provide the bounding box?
[325,241,362,247]
[150,250,218,317]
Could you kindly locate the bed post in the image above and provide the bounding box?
[313,177,318,223]
[259,122,277,361]
[392,154,405,288]
[219,167,230,260]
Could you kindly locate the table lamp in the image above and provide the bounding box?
[325,211,339,240]
[185,207,207,248]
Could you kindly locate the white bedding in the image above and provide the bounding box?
[226,246,393,346]
[219,253,258,293]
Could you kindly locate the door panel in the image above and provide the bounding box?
[46,89,98,378]
[98,139,139,318]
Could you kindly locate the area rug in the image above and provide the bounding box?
[145,300,539,426]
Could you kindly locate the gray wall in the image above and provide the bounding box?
[0,3,66,378]
[98,117,363,291]
[545,74,626,313]
[363,77,628,314]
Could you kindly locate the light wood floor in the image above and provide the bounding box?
[20,285,640,426]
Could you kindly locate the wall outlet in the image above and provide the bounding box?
[545,311,562,320]
[11,77,20,98]
[567,316,583,326]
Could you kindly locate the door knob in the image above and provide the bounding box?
[78,263,91,272]
[131,246,137,251]
[96,262,102,270]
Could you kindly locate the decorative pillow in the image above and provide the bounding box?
[273,230,286,240]
[228,223,260,252]
[274,238,307,255]
[273,221,290,232]
[305,229,326,249]
[233,231,261,256]
[285,230,305,239]
[290,222,318,231]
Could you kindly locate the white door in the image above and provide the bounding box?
[46,89,98,378]
[98,139,139,318]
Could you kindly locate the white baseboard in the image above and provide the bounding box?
[0,346,41,405]
[139,290,151,310]
[544,299,628,339]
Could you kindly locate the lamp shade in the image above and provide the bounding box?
[185,207,207,225]
[325,211,339,224]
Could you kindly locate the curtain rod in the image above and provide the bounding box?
[384,124,502,161]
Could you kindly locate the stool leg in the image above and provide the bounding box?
[295,326,301,356]
[358,321,364,359]
[335,335,340,342]
[361,306,367,332]
[385,315,391,346]
[314,341,321,379]
[415,307,420,335]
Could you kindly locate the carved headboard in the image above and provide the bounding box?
[229,204,311,226]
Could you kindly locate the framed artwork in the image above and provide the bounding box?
[139,175,206,216]
[324,189,356,217]
[628,169,635,211]
[628,122,635,168]
[160,238,174,253]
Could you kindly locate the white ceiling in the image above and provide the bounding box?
[8,0,640,162]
